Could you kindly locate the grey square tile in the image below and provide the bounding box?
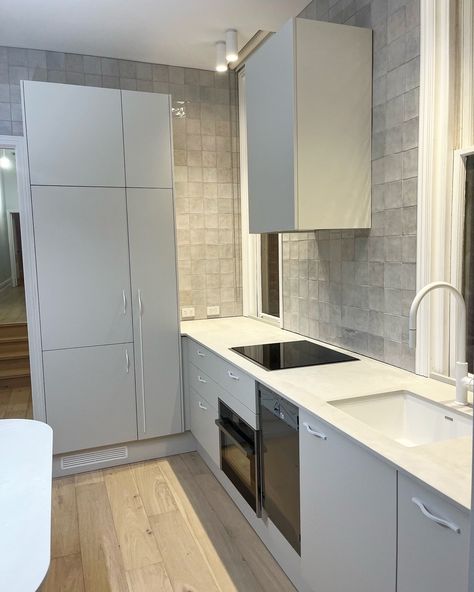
[27,49,46,69]
[101,58,119,77]
[169,66,184,85]
[83,56,101,75]
[0,120,12,134]
[137,62,152,80]
[384,262,402,289]
[65,54,83,72]
[7,47,28,66]
[46,51,65,70]
[0,102,11,120]
[8,66,28,85]
[402,147,418,179]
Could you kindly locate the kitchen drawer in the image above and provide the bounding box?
[187,339,256,412]
[188,363,219,410]
[189,363,258,429]
[189,387,220,467]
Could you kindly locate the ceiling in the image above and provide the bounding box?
[0,0,309,71]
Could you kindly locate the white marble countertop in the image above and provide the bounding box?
[0,419,53,591]
[181,316,473,511]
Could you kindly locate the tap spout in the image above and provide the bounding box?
[408,281,469,405]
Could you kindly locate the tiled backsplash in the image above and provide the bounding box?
[286,0,420,371]
[0,46,242,320]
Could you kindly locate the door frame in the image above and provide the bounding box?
[0,134,46,421]
[7,210,20,287]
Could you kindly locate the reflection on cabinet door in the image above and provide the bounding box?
[22,81,125,187]
[43,344,137,454]
[127,188,182,439]
[398,473,470,592]
[121,91,173,189]
[300,409,396,592]
[32,186,133,350]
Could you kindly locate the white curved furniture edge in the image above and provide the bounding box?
[0,419,53,591]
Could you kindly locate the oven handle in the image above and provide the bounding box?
[215,419,255,459]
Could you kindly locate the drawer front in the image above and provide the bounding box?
[189,388,220,467]
[188,363,219,411]
[189,363,258,429]
[187,339,256,412]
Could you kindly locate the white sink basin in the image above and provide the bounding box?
[329,391,472,447]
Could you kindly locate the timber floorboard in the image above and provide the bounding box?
[40,452,296,592]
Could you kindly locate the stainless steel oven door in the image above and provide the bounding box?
[216,400,261,516]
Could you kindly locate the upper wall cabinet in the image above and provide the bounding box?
[22,81,125,187]
[245,18,372,233]
[122,91,173,188]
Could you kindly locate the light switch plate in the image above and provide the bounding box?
[181,307,195,319]
[207,305,220,317]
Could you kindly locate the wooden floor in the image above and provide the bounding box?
[40,453,296,592]
[0,385,32,418]
[0,285,26,323]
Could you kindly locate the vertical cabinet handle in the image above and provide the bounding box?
[198,401,208,410]
[137,288,146,434]
[411,497,461,533]
[303,422,327,440]
[122,290,127,315]
[227,370,240,381]
[138,288,143,317]
[125,349,130,373]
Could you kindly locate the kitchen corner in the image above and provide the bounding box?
[181,315,472,511]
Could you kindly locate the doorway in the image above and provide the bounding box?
[0,147,32,418]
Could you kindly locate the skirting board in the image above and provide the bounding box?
[196,442,311,592]
[0,277,12,293]
[53,430,195,477]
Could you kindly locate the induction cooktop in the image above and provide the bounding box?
[230,340,358,371]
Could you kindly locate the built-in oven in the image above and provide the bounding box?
[215,400,261,515]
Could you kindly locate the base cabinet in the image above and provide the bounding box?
[43,344,137,454]
[189,387,219,466]
[397,473,470,592]
[300,409,396,592]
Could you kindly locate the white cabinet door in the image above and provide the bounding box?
[121,91,173,189]
[398,473,470,592]
[43,344,137,454]
[189,388,219,466]
[245,19,296,234]
[22,81,125,187]
[127,188,182,439]
[300,409,396,592]
[32,186,133,350]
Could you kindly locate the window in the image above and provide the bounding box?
[238,69,282,325]
[260,233,280,317]
[417,1,474,381]
[462,155,474,372]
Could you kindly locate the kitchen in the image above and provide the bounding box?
[0,0,473,591]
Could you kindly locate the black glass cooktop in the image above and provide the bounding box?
[231,340,358,371]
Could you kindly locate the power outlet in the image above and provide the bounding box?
[181,307,195,319]
[207,305,220,317]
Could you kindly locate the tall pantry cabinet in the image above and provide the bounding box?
[22,81,182,454]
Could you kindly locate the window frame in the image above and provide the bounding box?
[238,68,283,327]
[417,0,474,382]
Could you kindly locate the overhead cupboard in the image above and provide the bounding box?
[245,18,372,233]
[22,81,182,454]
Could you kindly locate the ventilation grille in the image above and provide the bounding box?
[60,446,128,470]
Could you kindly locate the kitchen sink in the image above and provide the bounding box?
[329,390,472,447]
